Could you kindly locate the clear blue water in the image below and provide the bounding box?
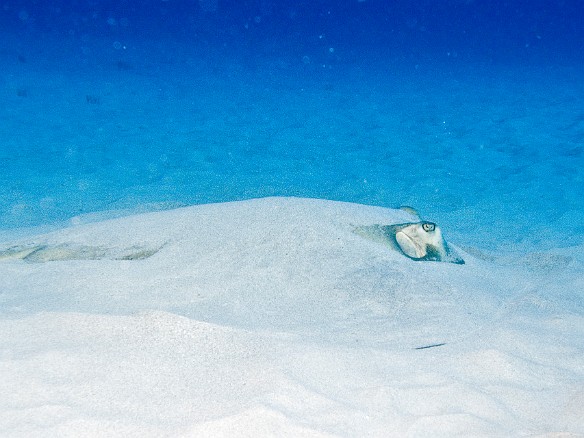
[1,0,583,251]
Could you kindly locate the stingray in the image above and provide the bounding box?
[1,206,463,264]
[354,207,464,264]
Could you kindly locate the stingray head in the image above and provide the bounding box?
[391,221,464,264]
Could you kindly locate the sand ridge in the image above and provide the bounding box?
[0,197,582,436]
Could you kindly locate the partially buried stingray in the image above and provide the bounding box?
[354,207,464,264]
[0,207,463,265]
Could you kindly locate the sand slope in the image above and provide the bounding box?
[0,197,582,436]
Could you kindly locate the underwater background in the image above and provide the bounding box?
[1,0,583,252]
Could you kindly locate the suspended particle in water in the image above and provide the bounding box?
[18,9,29,22]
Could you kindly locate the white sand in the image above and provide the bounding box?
[1,197,582,437]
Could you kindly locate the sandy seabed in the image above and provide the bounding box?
[0,197,582,437]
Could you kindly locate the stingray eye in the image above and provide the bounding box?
[422,222,436,232]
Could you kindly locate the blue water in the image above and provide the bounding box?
[1,0,583,251]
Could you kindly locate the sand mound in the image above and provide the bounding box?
[0,197,582,436]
